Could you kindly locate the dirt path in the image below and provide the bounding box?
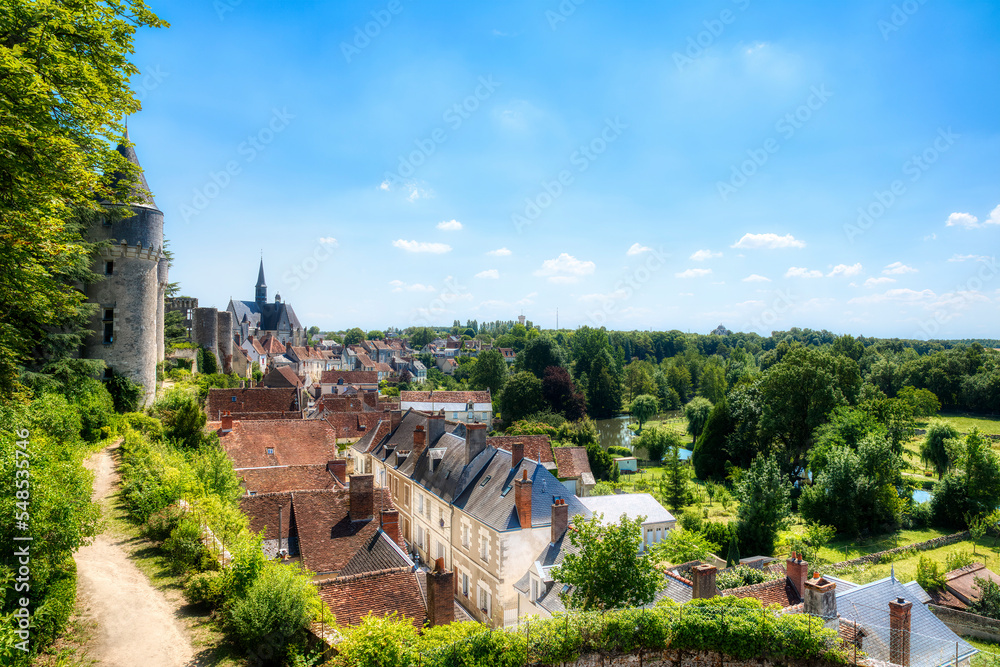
[74,444,195,667]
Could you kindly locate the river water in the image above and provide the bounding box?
[593,416,692,461]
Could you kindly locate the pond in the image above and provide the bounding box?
[912,489,933,504]
[593,416,692,462]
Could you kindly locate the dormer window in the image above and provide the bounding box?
[266,447,274,455]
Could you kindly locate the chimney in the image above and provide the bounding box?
[889,597,912,667]
[221,411,233,434]
[786,552,809,598]
[390,409,403,433]
[380,509,401,546]
[692,564,718,599]
[511,442,524,469]
[551,497,568,543]
[427,411,445,444]
[413,425,426,454]
[327,459,347,485]
[466,423,487,464]
[804,576,838,629]
[514,469,533,529]
[426,557,455,627]
[349,474,374,521]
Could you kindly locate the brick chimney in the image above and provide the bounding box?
[804,576,838,629]
[692,564,718,599]
[380,509,401,546]
[551,497,568,543]
[327,459,347,485]
[786,552,809,598]
[220,411,233,434]
[427,411,445,445]
[889,597,912,667]
[466,423,487,464]
[390,409,403,433]
[511,442,524,469]
[413,424,426,453]
[426,557,455,627]
[349,474,374,522]
[514,469,533,529]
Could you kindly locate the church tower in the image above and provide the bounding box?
[255,258,267,305]
[82,131,166,407]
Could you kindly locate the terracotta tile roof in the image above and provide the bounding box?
[248,337,267,355]
[320,370,378,385]
[927,587,968,610]
[319,395,365,413]
[553,446,592,478]
[206,387,298,420]
[292,488,396,575]
[318,568,426,629]
[499,348,515,358]
[239,464,340,494]
[261,365,304,388]
[351,419,393,454]
[356,352,375,368]
[240,492,294,541]
[219,420,338,469]
[723,577,801,608]
[375,362,394,373]
[325,412,383,440]
[259,334,288,354]
[400,390,492,403]
[487,435,554,463]
[946,562,1000,604]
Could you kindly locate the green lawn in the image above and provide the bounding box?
[827,535,1000,586]
[967,637,1000,667]
[918,412,1000,437]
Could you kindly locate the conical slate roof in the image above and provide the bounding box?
[256,259,266,288]
[111,128,157,208]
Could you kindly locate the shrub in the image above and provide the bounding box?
[74,378,116,442]
[916,555,945,591]
[163,517,208,573]
[717,565,778,590]
[226,564,321,664]
[184,571,224,608]
[120,412,164,442]
[679,508,704,533]
[607,445,633,458]
[143,504,184,542]
[30,560,76,650]
[107,374,144,413]
[332,613,419,667]
[702,521,734,553]
[945,549,975,572]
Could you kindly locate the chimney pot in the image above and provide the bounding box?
[692,564,718,599]
[514,470,533,529]
[349,474,374,521]
[551,496,569,543]
[511,442,524,469]
[786,553,809,597]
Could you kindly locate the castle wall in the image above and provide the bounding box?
[217,310,234,374]
[83,240,161,407]
[192,307,219,366]
[156,257,169,362]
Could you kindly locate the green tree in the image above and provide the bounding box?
[968,577,1000,621]
[920,420,960,479]
[897,385,941,417]
[698,363,727,403]
[408,327,435,349]
[663,444,688,512]
[692,396,734,480]
[550,513,662,610]
[726,533,741,568]
[198,347,218,375]
[587,352,622,419]
[684,397,713,445]
[366,329,384,340]
[343,327,365,345]
[653,527,716,564]
[623,360,656,403]
[735,454,792,556]
[629,394,659,432]
[516,336,565,379]
[499,371,544,425]
[165,397,208,449]
[470,348,508,396]
[633,427,681,464]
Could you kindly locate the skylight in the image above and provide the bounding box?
[479,474,492,487]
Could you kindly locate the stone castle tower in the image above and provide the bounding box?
[82,131,167,406]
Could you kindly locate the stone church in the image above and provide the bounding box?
[227,260,305,347]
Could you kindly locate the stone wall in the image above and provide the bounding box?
[828,531,970,570]
[545,648,846,667]
[928,604,1000,643]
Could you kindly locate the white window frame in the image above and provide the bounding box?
[480,534,489,562]
[462,572,470,597]
[478,585,492,617]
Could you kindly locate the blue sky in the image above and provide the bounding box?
[130,0,1000,338]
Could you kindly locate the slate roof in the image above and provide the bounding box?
[320,370,378,385]
[206,387,298,420]
[111,132,157,208]
[553,446,592,478]
[401,390,492,404]
[339,530,412,576]
[579,493,675,526]
[219,420,338,469]
[350,419,393,454]
[239,464,340,494]
[228,299,303,333]
[318,568,427,629]
[488,436,554,464]
[836,575,977,667]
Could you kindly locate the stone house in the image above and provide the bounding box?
[400,390,493,425]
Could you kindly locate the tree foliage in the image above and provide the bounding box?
[629,394,659,431]
[541,366,586,420]
[735,454,792,556]
[920,420,960,479]
[684,397,713,445]
[470,349,507,396]
[692,396,734,480]
[550,513,663,610]
[498,371,543,425]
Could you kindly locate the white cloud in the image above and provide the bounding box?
[378,180,391,191]
[475,269,499,279]
[392,239,452,254]
[949,254,991,262]
[785,267,823,278]
[389,280,436,293]
[864,277,896,288]
[406,184,432,201]
[627,243,652,256]
[883,261,917,275]
[533,253,596,283]
[828,263,863,277]
[742,274,771,282]
[675,268,712,279]
[690,249,722,261]
[318,237,338,246]
[946,206,1000,229]
[849,288,936,305]
[731,233,806,249]
[437,219,463,231]
[487,247,512,257]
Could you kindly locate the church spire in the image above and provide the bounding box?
[255,258,267,305]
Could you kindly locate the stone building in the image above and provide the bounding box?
[82,132,167,406]
[227,260,305,347]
